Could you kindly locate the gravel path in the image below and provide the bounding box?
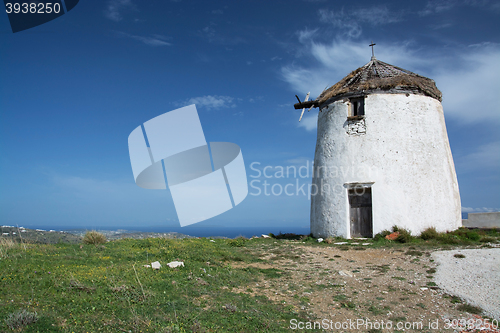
[432,248,500,321]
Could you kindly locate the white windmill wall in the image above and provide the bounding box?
[311,93,461,238]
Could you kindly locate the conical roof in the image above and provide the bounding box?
[317,57,442,104]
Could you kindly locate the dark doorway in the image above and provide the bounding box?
[349,187,373,238]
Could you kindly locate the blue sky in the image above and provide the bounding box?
[0,0,499,231]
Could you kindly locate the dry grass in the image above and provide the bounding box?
[317,59,442,104]
[82,231,107,245]
[5,309,38,330]
[0,238,16,258]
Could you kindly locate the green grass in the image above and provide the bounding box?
[371,226,500,247]
[457,304,482,315]
[0,237,313,332]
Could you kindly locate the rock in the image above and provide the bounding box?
[334,242,348,245]
[151,261,161,270]
[167,261,184,268]
[261,234,270,238]
[362,243,371,245]
[338,270,353,277]
[143,265,151,268]
[317,238,324,243]
[210,240,215,242]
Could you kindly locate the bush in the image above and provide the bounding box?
[374,230,391,241]
[5,309,38,330]
[438,233,461,244]
[82,231,107,245]
[420,227,439,240]
[457,304,482,315]
[394,227,412,243]
[228,237,247,247]
[465,231,480,241]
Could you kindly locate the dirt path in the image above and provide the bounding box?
[432,248,500,321]
[234,243,499,332]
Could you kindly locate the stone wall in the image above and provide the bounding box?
[463,212,500,228]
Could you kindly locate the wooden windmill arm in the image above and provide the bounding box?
[294,100,318,109]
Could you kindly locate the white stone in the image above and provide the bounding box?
[167,261,184,268]
[151,261,161,270]
[317,238,324,243]
[143,264,151,268]
[338,270,353,277]
[261,234,270,238]
[334,242,348,245]
[311,94,461,238]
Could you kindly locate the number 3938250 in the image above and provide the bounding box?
[5,2,61,14]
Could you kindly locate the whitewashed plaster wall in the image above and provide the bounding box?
[310,93,461,238]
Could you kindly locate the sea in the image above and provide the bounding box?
[6,224,311,239]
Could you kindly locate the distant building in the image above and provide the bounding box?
[308,56,461,238]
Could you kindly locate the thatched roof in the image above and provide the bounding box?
[317,57,442,104]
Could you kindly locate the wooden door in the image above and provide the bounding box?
[349,187,373,238]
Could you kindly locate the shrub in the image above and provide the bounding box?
[374,230,391,241]
[480,236,495,243]
[5,309,38,330]
[228,237,247,247]
[457,304,482,315]
[438,233,461,244]
[82,231,107,245]
[420,227,439,240]
[465,231,480,241]
[394,227,412,243]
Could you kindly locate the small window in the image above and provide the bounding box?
[349,97,365,117]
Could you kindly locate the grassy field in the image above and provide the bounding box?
[0,235,314,332]
[0,227,498,332]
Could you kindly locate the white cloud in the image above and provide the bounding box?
[419,0,458,16]
[297,28,318,44]
[281,39,424,98]
[462,206,500,213]
[281,37,500,125]
[456,141,500,173]
[177,95,235,109]
[200,23,244,45]
[419,0,499,16]
[318,6,401,38]
[298,114,318,132]
[433,44,500,124]
[115,32,171,46]
[104,0,135,22]
[319,9,361,38]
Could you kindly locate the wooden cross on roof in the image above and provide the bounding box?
[369,41,376,59]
